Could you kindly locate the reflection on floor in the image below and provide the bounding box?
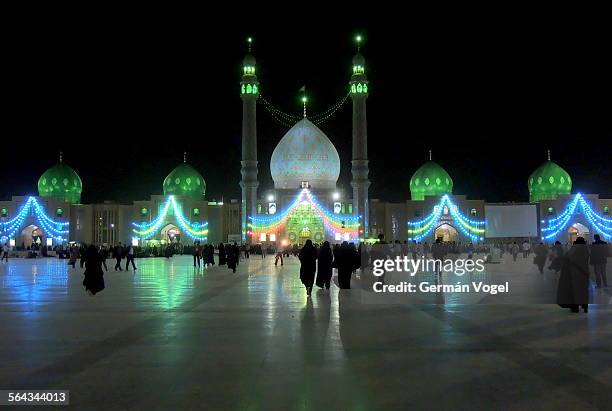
[0,254,611,410]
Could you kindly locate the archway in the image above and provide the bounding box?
[21,225,43,249]
[286,201,324,246]
[568,223,590,244]
[435,223,458,243]
[161,224,181,244]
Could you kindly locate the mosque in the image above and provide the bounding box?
[0,39,610,249]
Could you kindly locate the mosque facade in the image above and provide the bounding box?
[1,40,610,250]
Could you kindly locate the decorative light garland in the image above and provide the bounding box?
[248,189,360,239]
[542,193,612,240]
[132,196,208,241]
[407,195,485,242]
[0,196,69,241]
[259,92,350,127]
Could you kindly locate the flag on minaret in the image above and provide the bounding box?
[299,85,306,92]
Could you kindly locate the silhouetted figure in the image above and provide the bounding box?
[431,238,446,277]
[83,245,105,295]
[125,244,137,271]
[315,241,333,289]
[227,242,238,273]
[334,241,357,289]
[557,237,590,313]
[193,241,201,267]
[549,241,564,272]
[1,243,9,262]
[218,243,226,265]
[590,234,608,288]
[533,243,548,274]
[511,242,519,261]
[114,242,124,271]
[299,239,317,296]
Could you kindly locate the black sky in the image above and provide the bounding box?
[4,22,611,204]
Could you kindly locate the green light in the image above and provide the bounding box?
[247,37,252,43]
[301,96,307,103]
[356,35,362,43]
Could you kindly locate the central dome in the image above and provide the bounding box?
[410,161,453,201]
[38,159,82,204]
[163,163,206,200]
[270,118,340,190]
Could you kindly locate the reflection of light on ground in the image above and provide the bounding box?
[131,258,202,310]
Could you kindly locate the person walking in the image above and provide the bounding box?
[275,245,284,266]
[511,242,519,261]
[1,243,8,262]
[533,242,548,274]
[82,244,105,296]
[548,241,564,272]
[99,245,109,272]
[125,244,137,271]
[590,234,608,288]
[334,241,358,289]
[227,242,238,273]
[68,245,79,269]
[522,240,531,258]
[218,243,226,265]
[114,242,124,271]
[193,241,201,268]
[299,240,317,297]
[432,238,446,277]
[557,237,590,313]
[315,241,333,290]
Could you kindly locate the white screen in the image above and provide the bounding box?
[485,205,538,238]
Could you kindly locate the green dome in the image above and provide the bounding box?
[410,161,453,201]
[528,160,572,202]
[38,161,82,204]
[163,163,206,200]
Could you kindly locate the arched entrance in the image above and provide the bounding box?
[286,201,324,245]
[161,224,181,244]
[21,225,43,249]
[435,223,458,243]
[568,223,590,244]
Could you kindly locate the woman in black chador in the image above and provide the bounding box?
[227,242,238,273]
[334,241,359,289]
[83,244,105,296]
[218,243,226,265]
[557,237,590,313]
[299,240,317,297]
[315,241,333,290]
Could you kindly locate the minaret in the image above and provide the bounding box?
[239,37,259,242]
[349,35,370,239]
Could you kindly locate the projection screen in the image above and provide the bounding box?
[485,204,538,238]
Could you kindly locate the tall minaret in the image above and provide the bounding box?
[239,37,259,242]
[349,35,370,239]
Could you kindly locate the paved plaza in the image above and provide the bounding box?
[1,255,612,410]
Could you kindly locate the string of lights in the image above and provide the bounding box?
[248,189,360,239]
[259,92,350,126]
[407,195,485,242]
[0,196,69,241]
[541,194,611,240]
[132,196,208,241]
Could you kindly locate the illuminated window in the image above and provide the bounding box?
[470,208,477,216]
[141,207,148,216]
[333,202,341,214]
[341,204,346,214]
[260,233,266,242]
[257,203,262,214]
[348,204,353,214]
[268,203,276,214]
[335,232,342,241]
[56,207,64,217]
[0,208,7,217]
[193,208,200,216]
[269,234,276,242]
[547,207,555,215]
[604,206,609,215]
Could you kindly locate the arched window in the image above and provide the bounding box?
[193,208,200,216]
[55,208,64,217]
[141,207,149,216]
[604,206,610,215]
[470,208,477,216]
[547,207,555,215]
[0,208,7,217]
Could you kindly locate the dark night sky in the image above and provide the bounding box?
[4,22,611,204]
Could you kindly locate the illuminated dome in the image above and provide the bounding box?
[38,155,82,204]
[528,159,572,202]
[163,160,206,200]
[410,161,453,201]
[270,118,340,190]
